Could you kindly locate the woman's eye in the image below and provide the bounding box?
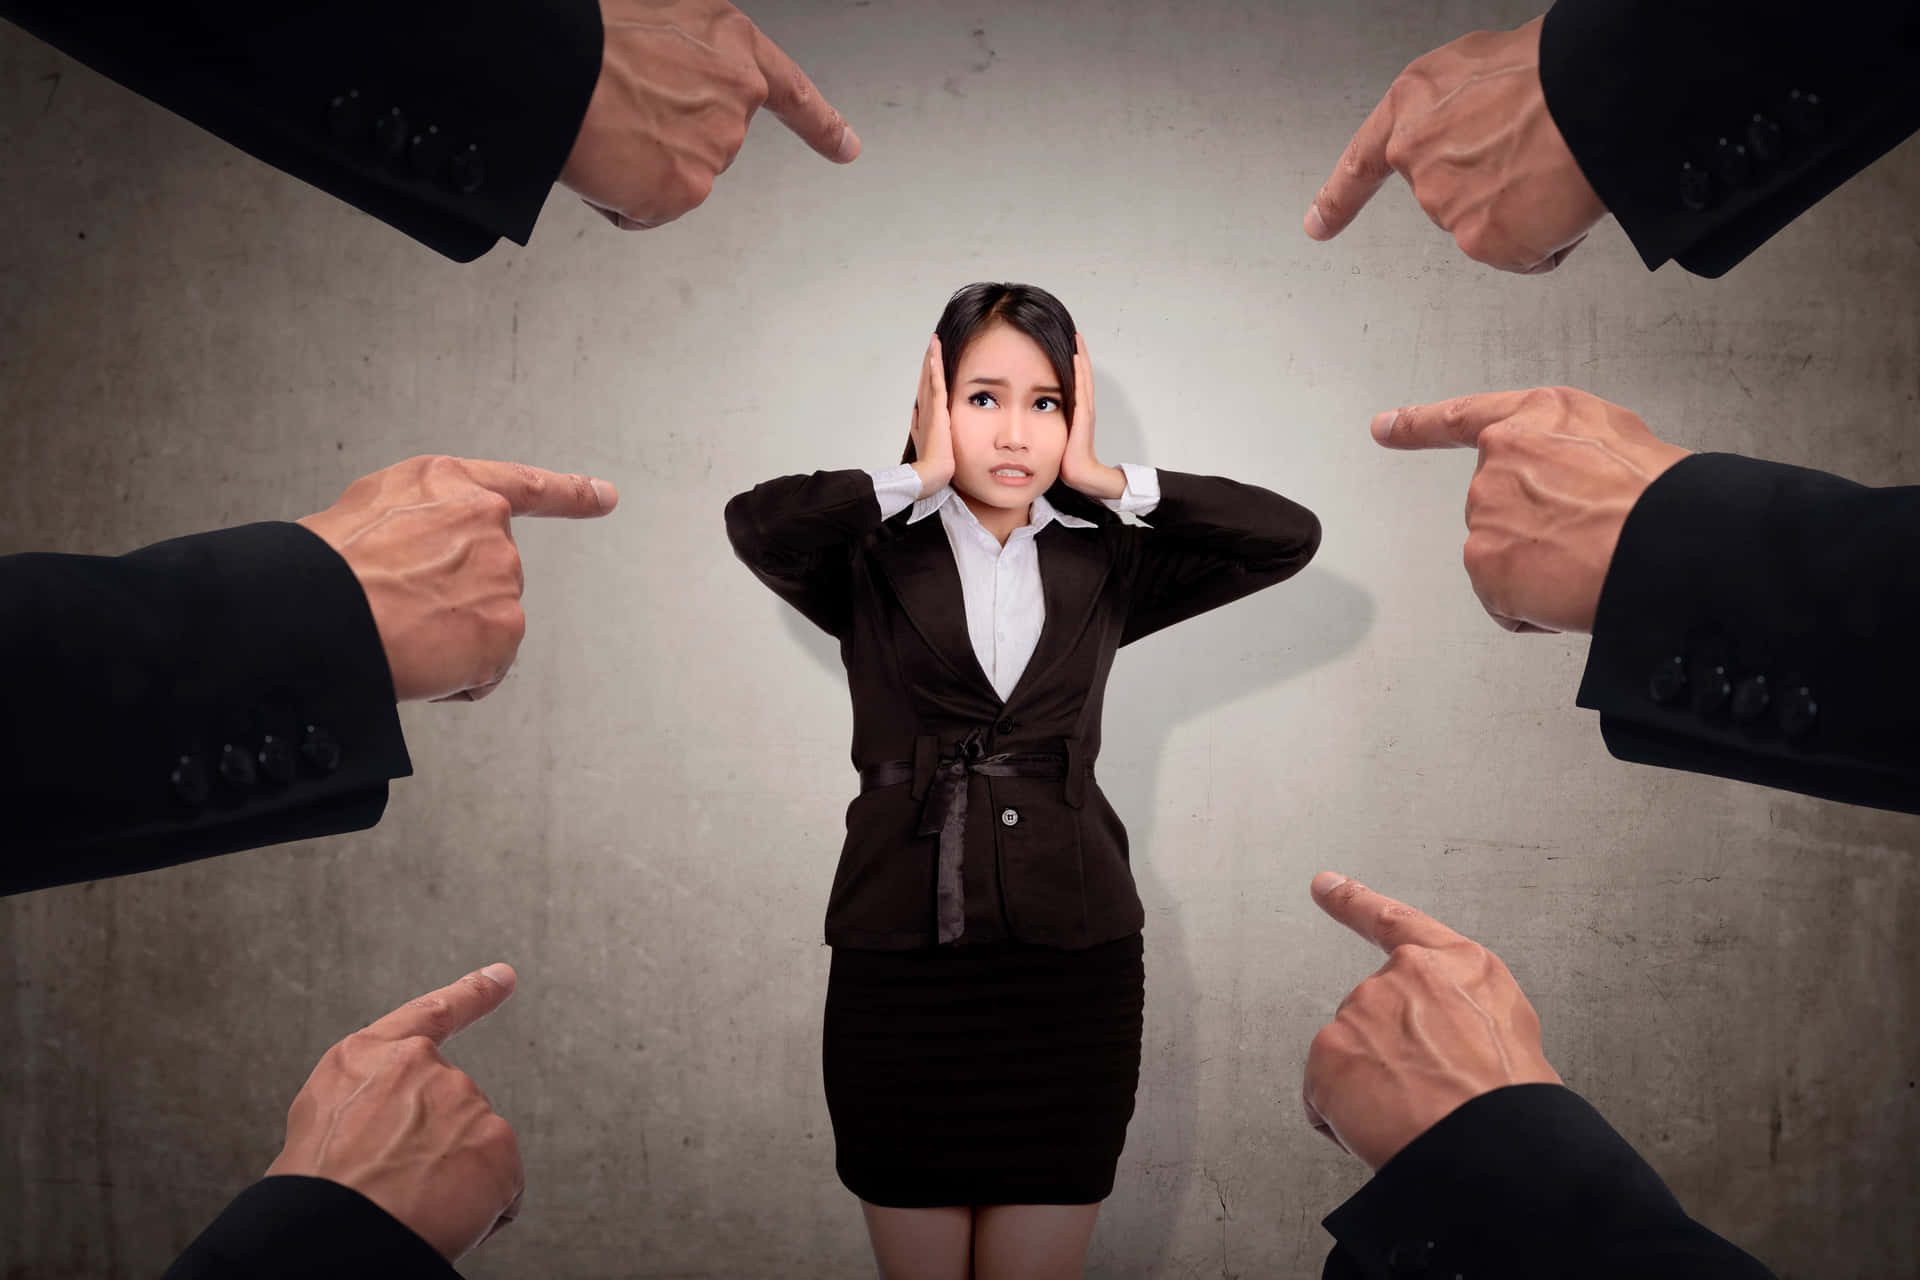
[1033,397,1060,412]
[968,392,998,408]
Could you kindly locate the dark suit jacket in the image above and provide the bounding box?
[163,1176,459,1279]
[725,468,1320,950]
[0,520,412,895]
[1321,1085,1773,1279]
[1542,0,1920,277]
[1575,453,1920,814]
[0,0,602,262]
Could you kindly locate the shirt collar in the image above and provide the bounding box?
[908,486,1097,532]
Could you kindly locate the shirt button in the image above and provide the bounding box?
[1000,808,1020,827]
[996,717,1015,734]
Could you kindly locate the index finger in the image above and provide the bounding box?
[1369,391,1535,451]
[752,27,861,163]
[1304,91,1398,241]
[1310,872,1469,954]
[459,458,619,519]
[361,963,518,1046]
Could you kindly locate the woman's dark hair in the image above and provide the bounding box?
[904,282,1112,524]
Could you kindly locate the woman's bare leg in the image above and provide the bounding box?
[971,1203,1102,1280]
[861,1202,974,1280]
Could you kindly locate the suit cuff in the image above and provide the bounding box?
[1321,1085,1717,1279]
[867,464,923,520]
[1103,463,1160,516]
[162,1176,458,1279]
[1576,452,1920,811]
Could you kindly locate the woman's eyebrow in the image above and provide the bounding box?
[965,375,1064,394]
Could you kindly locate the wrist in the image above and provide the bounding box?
[1071,461,1126,501]
[910,458,951,499]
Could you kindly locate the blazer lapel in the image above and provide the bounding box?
[1005,522,1113,709]
[870,514,999,698]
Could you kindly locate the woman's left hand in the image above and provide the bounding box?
[1058,333,1127,501]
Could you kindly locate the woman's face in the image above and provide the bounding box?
[947,322,1069,513]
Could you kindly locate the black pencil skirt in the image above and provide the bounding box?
[822,932,1145,1208]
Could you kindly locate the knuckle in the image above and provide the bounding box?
[403,996,454,1039]
[1455,226,1495,262]
[396,1033,441,1064]
[1476,418,1519,451]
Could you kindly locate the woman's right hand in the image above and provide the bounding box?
[910,336,955,499]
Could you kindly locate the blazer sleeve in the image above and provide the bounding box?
[0,521,413,897]
[723,469,890,639]
[1320,1085,1774,1280]
[0,0,603,263]
[163,1176,460,1280]
[1119,468,1321,646]
[1575,453,1920,814]
[1539,0,1920,278]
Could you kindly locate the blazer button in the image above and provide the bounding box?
[301,724,343,773]
[1678,160,1715,211]
[171,754,209,809]
[1731,675,1771,722]
[327,89,366,141]
[218,742,257,789]
[1000,808,1020,827]
[1695,664,1732,714]
[258,734,298,785]
[372,107,408,160]
[448,144,486,194]
[408,125,448,181]
[996,717,1016,735]
[1779,686,1819,741]
[1648,655,1689,705]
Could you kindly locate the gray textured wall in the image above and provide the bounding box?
[3,2,1917,1276]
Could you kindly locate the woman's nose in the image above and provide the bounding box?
[997,412,1031,450]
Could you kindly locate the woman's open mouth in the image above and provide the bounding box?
[989,466,1032,486]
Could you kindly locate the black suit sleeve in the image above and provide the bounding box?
[1119,469,1321,646]
[0,0,603,262]
[1320,1085,1773,1280]
[1575,453,1920,814]
[163,1176,460,1279]
[723,469,888,639]
[1540,0,1920,278]
[0,521,412,896]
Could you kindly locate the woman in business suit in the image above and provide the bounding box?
[725,282,1320,1279]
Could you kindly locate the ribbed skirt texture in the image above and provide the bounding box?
[822,933,1146,1207]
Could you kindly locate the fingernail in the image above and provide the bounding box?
[591,478,618,511]
[481,963,517,992]
[1304,205,1329,239]
[1369,410,1399,442]
[835,126,862,163]
[1311,871,1348,897]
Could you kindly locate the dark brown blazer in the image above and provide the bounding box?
[725,468,1320,951]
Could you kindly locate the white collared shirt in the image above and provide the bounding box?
[867,463,1160,700]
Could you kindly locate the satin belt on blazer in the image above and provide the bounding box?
[858,728,1087,945]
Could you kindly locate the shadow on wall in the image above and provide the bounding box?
[1090,565,1373,1277]
[763,376,1372,1272]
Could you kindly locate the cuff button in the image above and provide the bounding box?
[1649,655,1689,705]
[258,734,298,785]
[1731,675,1771,722]
[170,755,209,809]
[372,107,408,159]
[301,724,343,773]
[448,144,486,194]
[218,742,257,789]
[1780,686,1819,741]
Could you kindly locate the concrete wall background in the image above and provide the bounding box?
[3,1,1917,1275]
